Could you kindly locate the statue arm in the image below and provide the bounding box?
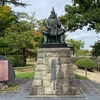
[46,19,51,29]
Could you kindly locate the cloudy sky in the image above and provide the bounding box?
[11,0,100,50]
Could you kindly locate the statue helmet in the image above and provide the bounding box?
[51,7,56,15]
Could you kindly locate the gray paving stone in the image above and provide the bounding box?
[1,79,100,100]
[78,80,91,94]
[85,94,100,100]
[82,80,100,95]
[0,92,4,96]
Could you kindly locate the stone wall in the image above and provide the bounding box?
[30,48,81,95]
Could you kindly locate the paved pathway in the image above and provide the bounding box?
[0,79,100,100]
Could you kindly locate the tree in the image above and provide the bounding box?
[0,37,9,55]
[0,6,15,36]
[66,39,84,55]
[76,58,95,77]
[4,17,43,66]
[0,9,44,66]
[0,0,27,6]
[8,12,40,33]
[5,30,43,66]
[61,0,100,33]
[91,41,100,57]
[76,49,89,57]
[5,31,33,66]
[30,29,43,57]
[7,20,31,33]
[0,0,28,35]
[18,12,46,30]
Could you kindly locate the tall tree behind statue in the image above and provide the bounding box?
[60,0,100,33]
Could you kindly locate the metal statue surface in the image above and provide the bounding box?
[42,7,65,43]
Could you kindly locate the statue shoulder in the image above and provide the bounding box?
[57,18,61,27]
[45,17,51,28]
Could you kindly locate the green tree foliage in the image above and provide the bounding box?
[91,41,100,57]
[30,29,43,57]
[66,39,84,55]
[0,0,27,6]
[61,0,100,33]
[19,12,38,30]
[0,7,44,66]
[7,20,31,33]
[76,58,94,69]
[0,37,9,55]
[75,58,95,77]
[5,30,43,66]
[0,6,15,36]
[5,31,33,66]
[7,56,16,67]
[76,49,89,56]
[7,12,43,33]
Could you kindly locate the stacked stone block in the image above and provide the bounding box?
[30,48,81,95]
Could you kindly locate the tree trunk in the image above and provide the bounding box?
[98,66,100,72]
[85,68,87,77]
[2,0,5,6]
[22,48,26,66]
[73,51,75,55]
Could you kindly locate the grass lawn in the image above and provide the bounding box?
[14,65,88,79]
[75,74,88,79]
[15,71,35,78]
[15,71,88,79]
[14,66,34,70]
[15,65,35,78]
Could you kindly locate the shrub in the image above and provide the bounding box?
[13,55,23,67]
[71,57,100,64]
[93,61,100,71]
[8,55,23,67]
[75,58,94,69]
[8,56,16,67]
[71,57,83,64]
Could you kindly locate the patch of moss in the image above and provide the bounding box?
[0,84,18,92]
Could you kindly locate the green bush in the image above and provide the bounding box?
[8,56,16,67]
[75,58,94,69]
[71,57,100,64]
[13,55,23,67]
[71,57,83,64]
[8,55,23,67]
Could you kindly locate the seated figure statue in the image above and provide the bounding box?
[42,7,65,43]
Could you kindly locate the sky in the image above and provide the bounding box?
[11,0,100,50]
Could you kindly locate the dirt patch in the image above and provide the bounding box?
[75,68,100,83]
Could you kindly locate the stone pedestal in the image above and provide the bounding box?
[30,48,81,95]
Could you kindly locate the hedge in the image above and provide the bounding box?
[75,58,95,69]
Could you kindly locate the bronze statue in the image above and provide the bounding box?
[42,7,65,43]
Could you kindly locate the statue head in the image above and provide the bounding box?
[50,7,57,19]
